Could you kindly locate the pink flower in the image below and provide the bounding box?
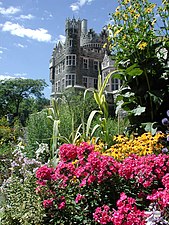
[58,201,66,209]
[75,194,85,203]
[43,199,54,208]
[59,144,78,162]
[36,165,54,180]
[58,196,66,209]
[112,193,147,225]
[93,205,112,224]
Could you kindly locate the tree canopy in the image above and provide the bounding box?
[0,78,48,120]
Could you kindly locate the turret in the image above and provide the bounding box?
[81,19,87,34]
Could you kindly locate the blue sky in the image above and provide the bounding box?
[0,0,162,98]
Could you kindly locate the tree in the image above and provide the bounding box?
[0,78,48,120]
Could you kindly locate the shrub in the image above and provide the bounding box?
[1,146,45,225]
[26,110,52,157]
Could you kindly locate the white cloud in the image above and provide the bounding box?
[0,75,14,79]
[19,14,34,20]
[0,73,27,80]
[58,35,66,43]
[14,73,27,77]
[70,0,94,11]
[14,43,27,48]
[0,21,52,42]
[0,50,3,54]
[0,6,21,15]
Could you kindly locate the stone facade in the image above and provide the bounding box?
[49,18,119,98]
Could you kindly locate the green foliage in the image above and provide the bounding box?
[0,117,23,156]
[108,0,169,133]
[26,110,52,157]
[1,146,45,224]
[1,175,45,225]
[0,78,48,120]
[90,70,120,145]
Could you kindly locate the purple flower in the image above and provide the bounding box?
[162,147,168,154]
[162,118,169,126]
[167,110,169,117]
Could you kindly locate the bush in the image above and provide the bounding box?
[1,146,45,225]
[26,110,52,157]
[35,141,169,224]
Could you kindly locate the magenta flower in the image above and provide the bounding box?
[36,165,54,180]
[43,199,54,208]
[75,194,85,203]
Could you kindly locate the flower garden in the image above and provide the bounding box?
[0,0,169,224]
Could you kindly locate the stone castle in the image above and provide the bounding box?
[49,18,121,97]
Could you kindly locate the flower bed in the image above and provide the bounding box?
[35,141,169,224]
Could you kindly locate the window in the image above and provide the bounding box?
[66,74,76,87]
[66,54,76,66]
[93,60,99,71]
[83,58,89,69]
[55,82,58,92]
[69,39,73,47]
[88,78,92,87]
[62,78,65,91]
[56,65,59,75]
[111,78,120,91]
[94,78,98,89]
[58,81,60,92]
[55,80,61,92]
[58,64,61,73]
[83,77,87,87]
[62,61,65,71]
[50,68,54,80]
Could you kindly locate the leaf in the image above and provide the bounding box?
[141,122,158,135]
[86,110,101,137]
[148,91,163,104]
[99,70,119,97]
[97,72,102,91]
[91,124,100,137]
[127,68,143,76]
[126,64,143,76]
[131,105,146,116]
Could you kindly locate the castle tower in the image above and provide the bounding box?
[49,18,110,98]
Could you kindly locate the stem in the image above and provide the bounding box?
[144,69,154,121]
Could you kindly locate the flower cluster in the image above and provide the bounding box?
[10,145,41,180]
[119,154,169,188]
[104,132,165,161]
[93,205,112,224]
[93,193,146,225]
[36,142,120,189]
[35,141,169,224]
[112,192,146,225]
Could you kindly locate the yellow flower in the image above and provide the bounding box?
[123,13,128,20]
[114,27,123,37]
[134,13,140,19]
[124,0,130,4]
[151,18,156,26]
[137,41,148,50]
[104,132,166,161]
[115,11,120,16]
[129,8,136,15]
[72,159,79,165]
[107,24,112,30]
[103,43,107,49]
[115,6,120,16]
